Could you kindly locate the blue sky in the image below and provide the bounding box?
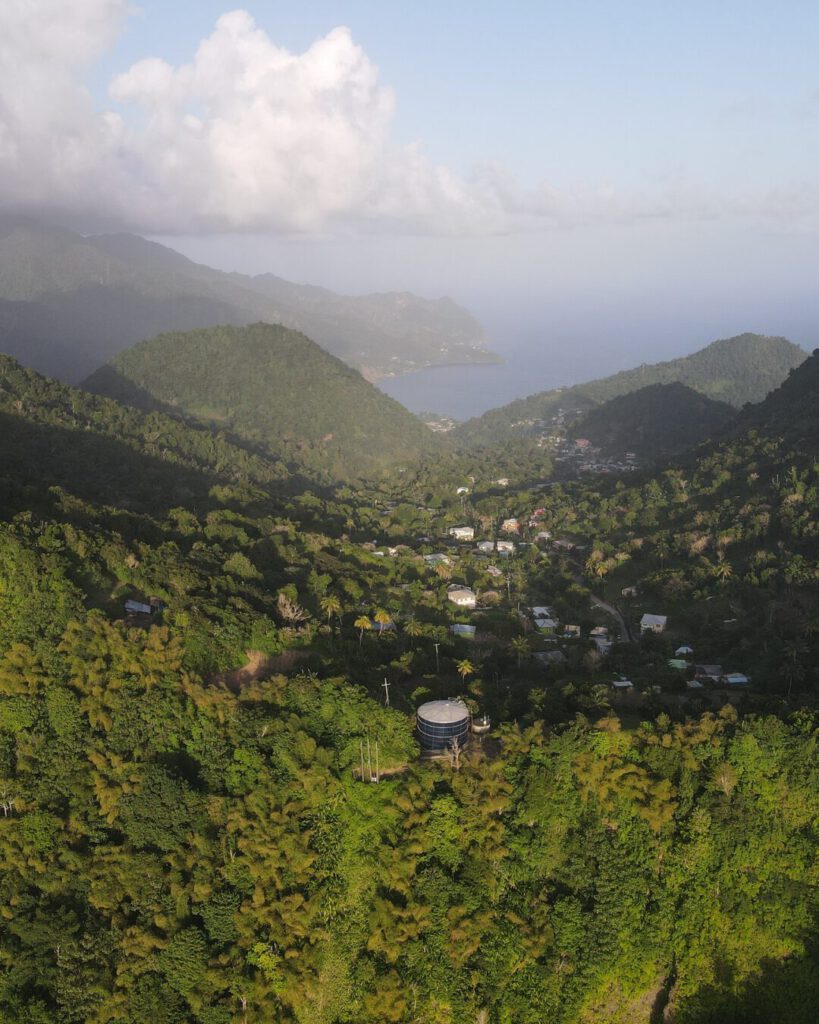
[4,1,819,369]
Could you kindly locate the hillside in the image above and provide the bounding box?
[568,382,736,462]
[455,333,807,445]
[83,322,442,482]
[0,217,496,382]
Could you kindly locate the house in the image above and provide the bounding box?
[451,624,477,639]
[496,540,516,555]
[495,477,509,487]
[125,599,152,616]
[686,679,705,690]
[534,530,552,542]
[724,672,750,686]
[611,678,634,691]
[500,517,520,534]
[448,526,475,541]
[476,540,496,554]
[621,585,639,598]
[675,645,694,657]
[640,614,668,634]
[590,625,609,639]
[563,624,581,638]
[534,616,559,634]
[456,486,470,495]
[668,659,689,671]
[695,664,723,684]
[423,553,451,566]
[532,606,556,620]
[593,638,613,655]
[486,565,503,577]
[447,585,477,609]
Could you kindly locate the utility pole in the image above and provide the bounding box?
[383,677,391,707]
[434,642,440,673]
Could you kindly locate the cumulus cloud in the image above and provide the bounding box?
[0,2,816,235]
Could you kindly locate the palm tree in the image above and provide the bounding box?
[509,635,530,668]
[374,608,392,636]
[404,616,423,650]
[354,615,372,646]
[320,594,342,628]
[456,659,475,683]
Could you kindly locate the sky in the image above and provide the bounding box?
[3,1,819,369]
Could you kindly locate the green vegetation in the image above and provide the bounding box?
[568,382,735,462]
[0,337,817,1022]
[456,333,806,445]
[0,217,495,382]
[84,323,441,483]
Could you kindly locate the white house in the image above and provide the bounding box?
[640,613,668,633]
[423,553,451,566]
[456,486,470,495]
[675,644,694,656]
[500,517,520,533]
[448,526,475,541]
[496,540,516,555]
[476,540,496,554]
[611,678,634,691]
[447,585,477,609]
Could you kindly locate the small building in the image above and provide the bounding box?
[640,614,668,634]
[594,638,614,655]
[695,664,723,683]
[125,599,152,616]
[621,585,639,598]
[416,699,471,752]
[456,486,470,495]
[724,672,750,686]
[476,540,496,554]
[535,617,559,634]
[532,606,556,620]
[447,585,477,609]
[424,553,451,566]
[564,624,581,638]
[496,540,516,555]
[451,624,476,639]
[448,526,475,541]
[500,518,520,534]
[495,477,509,487]
[611,678,634,691]
[686,679,705,690]
[668,659,689,672]
[590,626,609,639]
[486,565,503,577]
[675,645,694,657]
[534,530,552,542]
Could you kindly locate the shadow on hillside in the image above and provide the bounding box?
[661,928,818,1024]
[0,412,241,520]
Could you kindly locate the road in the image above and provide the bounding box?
[589,593,633,643]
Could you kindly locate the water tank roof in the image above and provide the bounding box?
[417,699,469,724]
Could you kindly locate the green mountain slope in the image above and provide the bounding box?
[83,322,441,482]
[455,333,807,446]
[569,382,736,462]
[0,217,495,382]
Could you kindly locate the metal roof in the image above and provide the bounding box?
[417,699,469,724]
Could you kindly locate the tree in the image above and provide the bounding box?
[456,659,475,683]
[354,615,372,646]
[320,594,342,628]
[374,609,392,636]
[509,636,530,668]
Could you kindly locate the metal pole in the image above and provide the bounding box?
[434,642,440,673]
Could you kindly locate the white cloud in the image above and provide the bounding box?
[0,3,817,236]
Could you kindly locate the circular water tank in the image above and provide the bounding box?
[417,699,470,752]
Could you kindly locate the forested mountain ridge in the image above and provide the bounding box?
[568,382,736,462]
[0,333,818,1022]
[0,217,496,382]
[83,322,443,483]
[455,333,807,445]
